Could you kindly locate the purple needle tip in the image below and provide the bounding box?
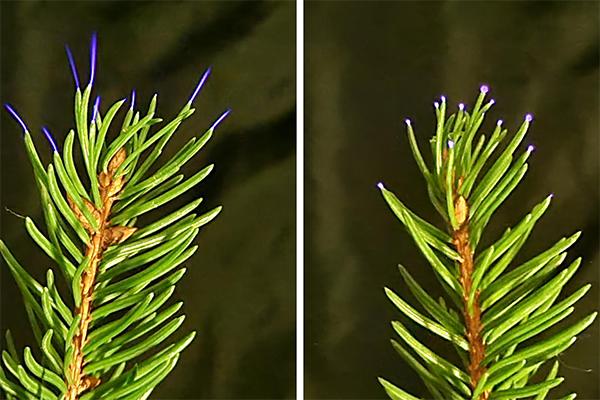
[92,96,101,122]
[189,67,212,104]
[440,95,446,103]
[130,90,136,110]
[527,144,535,153]
[89,32,97,87]
[525,113,533,122]
[4,103,29,133]
[497,119,503,126]
[404,118,411,126]
[210,108,232,131]
[65,44,80,89]
[458,103,465,111]
[377,182,385,190]
[448,140,455,149]
[480,84,489,94]
[434,101,439,109]
[42,126,59,153]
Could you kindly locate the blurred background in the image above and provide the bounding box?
[306,1,598,399]
[1,1,295,399]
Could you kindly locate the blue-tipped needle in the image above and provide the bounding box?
[92,96,101,122]
[130,89,136,110]
[3,103,29,133]
[65,45,80,89]
[89,32,97,87]
[209,108,231,132]
[188,67,212,105]
[41,126,59,153]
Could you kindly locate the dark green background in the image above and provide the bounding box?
[306,1,599,399]
[1,1,295,399]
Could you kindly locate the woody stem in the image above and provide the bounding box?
[65,189,113,400]
[65,149,128,400]
[453,200,489,400]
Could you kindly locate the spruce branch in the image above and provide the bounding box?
[0,33,229,399]
[378,87,596,400]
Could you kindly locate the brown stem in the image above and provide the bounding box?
[65,149,134,400]
[452,195,489,400]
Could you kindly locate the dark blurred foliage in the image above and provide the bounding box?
[306,1,598,399]
[0,1,295,399]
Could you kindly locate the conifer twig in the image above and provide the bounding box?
[0,33,228,400]
[378,87,596,400]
